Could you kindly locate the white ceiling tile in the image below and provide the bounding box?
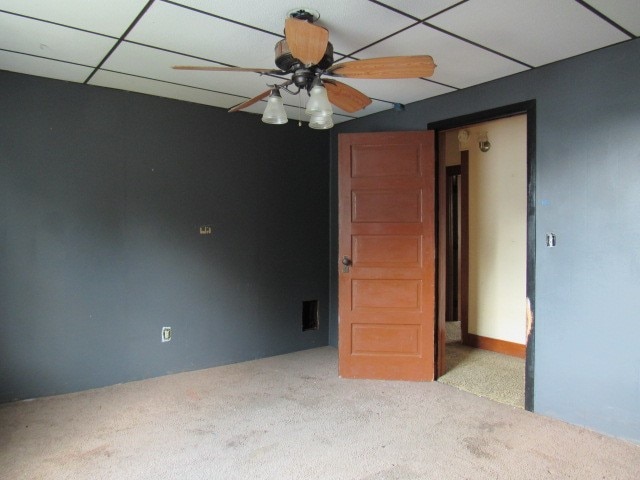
[380,0,463,20]
[583,0,640,36]
[126,1,279,68]
[330,116,354,125]
[1,0,633,121]
[102,42,285,100]
[171,0,418,56]
[0,49,93,83]
[354,23,528,89]
[0,12,117,66]
[0,0,148,37]
[90,70,243,109]
[428,0,630,67]
[331,78,455,108]
[331,100,391,118]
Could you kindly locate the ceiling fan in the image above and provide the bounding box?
[173,8,436,129]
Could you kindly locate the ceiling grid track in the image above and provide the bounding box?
[573,0,636,38]
[0,0,635,122]
[83,0,157,84]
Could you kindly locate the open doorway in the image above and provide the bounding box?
[430,102,536,411]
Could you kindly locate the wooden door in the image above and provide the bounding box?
[338,131,436,381]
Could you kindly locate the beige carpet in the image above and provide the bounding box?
[1,347,638,479]
[438,321,525,408]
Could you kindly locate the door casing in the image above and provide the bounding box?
[429,100,536,411]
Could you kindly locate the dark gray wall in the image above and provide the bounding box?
[330,38,640,443]
[0,71,330,402]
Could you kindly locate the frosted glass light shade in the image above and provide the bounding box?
[262,91,288,124]
[305,84,333,116]
[309,112,334,130]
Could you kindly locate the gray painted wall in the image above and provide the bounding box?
[329,38,640,443]
[0,71,330,402]
[2,37,639,444]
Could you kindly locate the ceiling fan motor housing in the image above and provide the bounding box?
[274,39,334,73]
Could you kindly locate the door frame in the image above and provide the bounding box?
[428,100,536,411]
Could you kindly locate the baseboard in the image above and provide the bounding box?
[464,333,526,359]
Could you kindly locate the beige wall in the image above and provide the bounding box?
[446,115,527,344]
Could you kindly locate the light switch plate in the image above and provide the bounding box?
[161,326,172,342]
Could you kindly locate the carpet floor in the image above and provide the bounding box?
[1,347,638,479]
[438,321,525,408]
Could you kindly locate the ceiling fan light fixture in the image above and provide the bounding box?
[308,112,334,130]
[261,88,288,124]
[175,11,436,129]
[305,78,333,116]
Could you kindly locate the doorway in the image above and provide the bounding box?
[430,101,536,411]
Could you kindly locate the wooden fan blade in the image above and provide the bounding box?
[173,65,279,74]
[285,18,329,66]
[228,89,272,113]
[327,55,436,79]
[228,80,293,113]
[324,80,372,113]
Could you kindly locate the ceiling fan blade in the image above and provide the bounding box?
[228,80,293,113]
[173,65,280,74]
[228,89,272,113]
[324,80,372,113]
[285,18,329,66]
[326,55,436,79]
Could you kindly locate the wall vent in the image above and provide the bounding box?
[302,300,319,331]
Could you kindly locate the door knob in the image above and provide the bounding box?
[342,256,352,273]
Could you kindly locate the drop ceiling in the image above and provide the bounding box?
[0,0,637,124]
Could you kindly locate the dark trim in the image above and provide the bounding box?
[429,99,536,412]
[445,164,461,326]
[84,0,157,84]
[574,0,636,39]
[428,101,535,131]
[524,105,537,412]
[446,165,461,175]
[460,152,469,346]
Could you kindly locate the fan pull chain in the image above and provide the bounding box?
[298,92,302,127]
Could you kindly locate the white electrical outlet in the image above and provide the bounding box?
[161,326,172,342]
